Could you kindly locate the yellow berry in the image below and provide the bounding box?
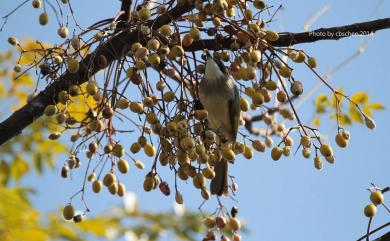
[130,142,141,153]
[307,57,317,68]
[44,105,57,116]
[228,217,241,231]
[163,91,175,102]
[364,204,377,217]
[129,102,144,113]
[202,167,216,179]
[66,58,79,73]
[147,53,161,67]
[271,146,283,161]
[243,145,253,159]
[103,172,116,187]
[204,216,216,228]
[314,156,323,170]
[137,7,151,21]
[58,26,68,38]
[265,30,279,41]
[222,147,236,161]
[144,143,156,157]
[143,176,154,192]
[135,160,145,169]
[117,159,129,174]
[335,133,348,148]
[370,191,384,205]
[112,144,125,157]
[117,183,126,197]
[319,144,333,157]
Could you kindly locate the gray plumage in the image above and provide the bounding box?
[198,52,240,195]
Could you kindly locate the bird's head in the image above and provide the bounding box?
[204,50,228,81]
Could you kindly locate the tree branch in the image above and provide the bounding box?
[0,1,195,146]
[184,17,390,51]
[1,17,390,146]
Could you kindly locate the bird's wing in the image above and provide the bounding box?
[228,84,240,142]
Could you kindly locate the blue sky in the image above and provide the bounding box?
[0,0,389,241]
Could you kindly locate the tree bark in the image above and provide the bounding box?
[0,16,389,146]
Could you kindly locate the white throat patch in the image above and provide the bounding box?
[205,58,225,81]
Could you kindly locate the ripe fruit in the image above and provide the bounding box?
[147,53,160,66]
[92,180,102,193]
[249,50,261,63]
[135,160,145,169]
[228,217,241,231]
[58,26,68,38]
[319,144,333,157]
[147,38,160,51]
[39,12,48,25]
[170,45,184,58]
[202,167,216,179]
[66,58,79,73]
[204,216,216,228]
[130,102,144,113]
[189,27,201,41]
[314,156,323,170]
[32,0,41,8]
[86,81,98,96]
[279,66,292,78]
[44,105,57,116]
[222,147,236,161]
[138,7,151,21]
[103,173,116,187]
[276,90,287,103]
[117,183,126,197]
[8,37,18,46]
[335,133,348,148]
[112,144,125,157]
[290,81,303,96]
[265,30,279,41]
[370,191,384,205]
[243,145,253,159]
[216,216,227,229]
[117,98,129,109]
[254,0,266,9]
[144,143,156,157]
[252,140,265,152]
[364,116,376,129]
[307,57,317,68]
[130,142,141,153]
[159,24,172,36]
[117,159,129,174]
[143,176,155,192]
[163,91,175,102]
[364,204,377,217]
[62,204,75,220]
[271,146,283,161]
[300,136,312,148]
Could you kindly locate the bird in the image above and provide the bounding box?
[198,50,240,196]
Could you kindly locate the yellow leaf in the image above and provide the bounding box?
[315,94,329,113]
[332,88,344,108]
[366,102,385,110]
[75,218,111,237]
[312,117,321,127]
[349,105,363,123]
[363,106,372,118]
[19,38,51,65]
[10,228,48,241]
[13,73,34,87]
[350,92,369,105]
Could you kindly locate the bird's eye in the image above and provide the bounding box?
[201,53,207,61]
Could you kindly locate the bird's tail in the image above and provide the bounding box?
[210,159,228,196]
